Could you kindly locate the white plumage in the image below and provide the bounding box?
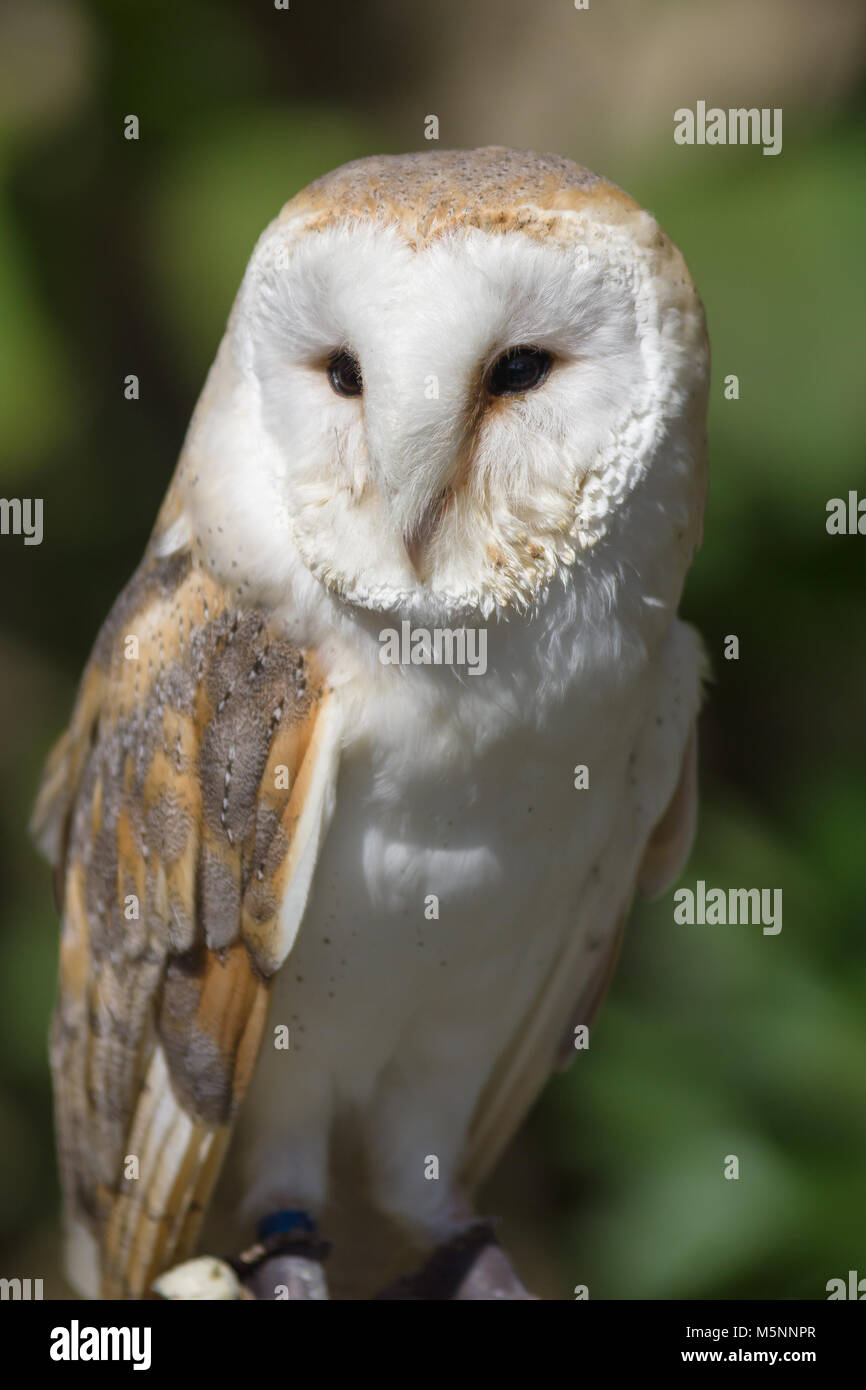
[36,148,709,1300]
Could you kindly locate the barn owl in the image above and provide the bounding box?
[33,148,708,1301]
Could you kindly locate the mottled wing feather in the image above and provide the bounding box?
[459,721,698,1195]
[32,549,340,1299]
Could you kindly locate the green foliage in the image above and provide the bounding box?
[147,108,379,381]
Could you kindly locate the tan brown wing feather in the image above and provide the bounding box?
[33,549,340,1299]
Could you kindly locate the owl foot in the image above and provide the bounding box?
[374,1220,538,1300]
[232,1209,331,1300]
[242,1254,329,1300]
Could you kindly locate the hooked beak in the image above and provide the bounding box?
[403,488,453,577]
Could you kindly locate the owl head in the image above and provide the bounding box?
[160,149,708,628]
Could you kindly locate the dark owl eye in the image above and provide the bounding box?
[487,346,553,397]
[328,349,363,397]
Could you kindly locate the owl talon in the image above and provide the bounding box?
[374,1221,537,1300]
[451,1240,538,1300]
[243,1254,329,1300]
[232,1212,331,1299]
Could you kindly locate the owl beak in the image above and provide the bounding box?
[403,489,451,579]
[365,373,472,578]
[404,531,426,577]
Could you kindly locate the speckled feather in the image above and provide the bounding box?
[33,548,330,1298]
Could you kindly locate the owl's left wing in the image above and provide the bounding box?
[458,713,698,1195]
[32,549,342,1299]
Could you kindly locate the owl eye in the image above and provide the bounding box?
[487,346,552,397]
[328,350,363,397]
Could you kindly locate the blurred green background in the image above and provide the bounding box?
[1,0,864,1299]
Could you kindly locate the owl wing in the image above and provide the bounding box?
[32,548,342,1299]
[458,720,698,1195]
